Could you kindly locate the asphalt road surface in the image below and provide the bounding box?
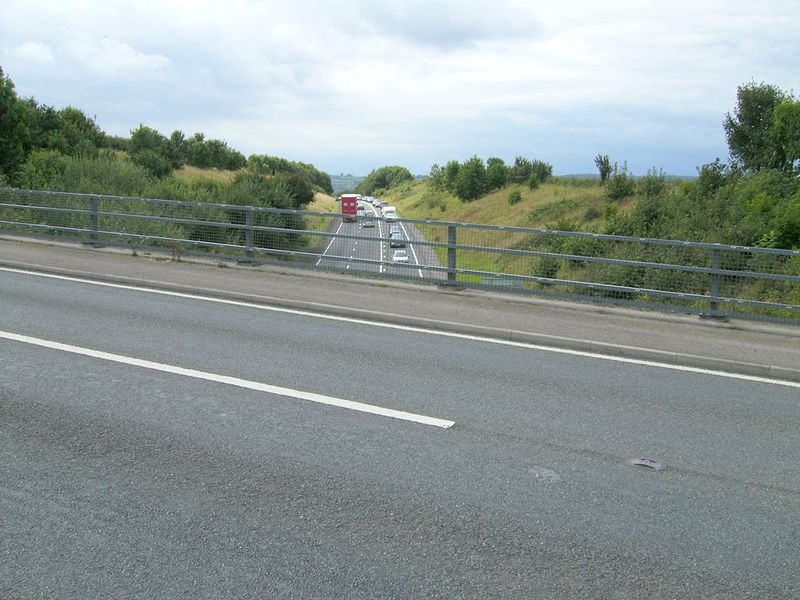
[315,202,445,281]
[2,268,799,599]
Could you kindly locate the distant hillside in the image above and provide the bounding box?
[330,174,365,194]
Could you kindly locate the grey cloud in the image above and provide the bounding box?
[352,0,542,49]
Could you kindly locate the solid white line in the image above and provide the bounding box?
[398,221,424,279]
[0,329,455,428]
[315,221,344,266]
[2,266,798,389]
[367,204,385,273]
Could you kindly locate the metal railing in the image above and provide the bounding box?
[1,187,799,324]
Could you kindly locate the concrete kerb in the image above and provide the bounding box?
[3,258,800,384]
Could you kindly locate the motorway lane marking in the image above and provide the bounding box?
[315,221,344,266]
[3,266,799,390]
[398,221,424,279]
[367,204,386,273]
[0,329,456,429]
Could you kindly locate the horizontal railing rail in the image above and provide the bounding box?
[1,186,798,324]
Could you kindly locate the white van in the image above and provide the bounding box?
[382,206,397,221]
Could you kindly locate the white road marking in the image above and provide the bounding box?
[368,204,385,273]
[315,221,344,266]
[0,329,455,429]
[398,221,424,279]
[2,266,798,389]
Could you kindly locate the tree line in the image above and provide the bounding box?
[410,82,799,250]
[0,66,333,196]
[428,156,553,201]
[601,82,800,249]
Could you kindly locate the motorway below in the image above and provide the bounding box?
[2,266,799,598]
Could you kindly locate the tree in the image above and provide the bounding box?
[486,157,507,190]
[130,125,170,156]
[428,163,444,190]
[247,154,332,194]
[187,132,211,167]
[0,67,29,179]
[58,107,104,156]
[695,158,732,200]
[724,82,789,172]
[605,161,635,200]
[507,156,532,184]
[442,160,460,193]
[129,125,174,177]
[169,130,188,168]
[356,165,413,195]
[454,155,487,201]
[531,160,553,183]
[773,100,800,173]
[130,148,173,178]
[638,167,667,199]
[595,154,612,183]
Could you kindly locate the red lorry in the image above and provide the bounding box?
[338,194,359,222]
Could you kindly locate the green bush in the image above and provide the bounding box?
[131,149,173,179]
[454,156,487,201]
[507,189,522,205]
[356,165,413,196]
[638,167,667,199]
[533,256,560,280]
[606,161,635,200]
[583,206,602,221]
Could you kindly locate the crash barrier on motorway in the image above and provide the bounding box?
[2,187,799,324]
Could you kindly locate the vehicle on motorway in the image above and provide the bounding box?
[362,218,375,228]
[339,194,359,222]
[389,231,406,247]
[382,206,397,221]
[391,249,409,263]
[389,224,401,235]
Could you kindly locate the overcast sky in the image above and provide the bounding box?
[2,1,798,176]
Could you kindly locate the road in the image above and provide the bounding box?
[2,268,799,599]
[315,201,445,280]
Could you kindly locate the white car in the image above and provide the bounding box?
[391,249,409,263]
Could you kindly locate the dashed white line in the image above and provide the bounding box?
[316,220,344,266]
[368,204,385,273]
[0,329,456,428]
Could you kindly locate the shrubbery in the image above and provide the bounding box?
[605,161,636,200]
[432,155,553,202]
[356,165,413,196]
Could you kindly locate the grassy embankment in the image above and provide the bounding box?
[379,178,629,280]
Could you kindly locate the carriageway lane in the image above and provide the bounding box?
[316,201,444,280]
[314,216,385,274]
[2,268,800,598]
